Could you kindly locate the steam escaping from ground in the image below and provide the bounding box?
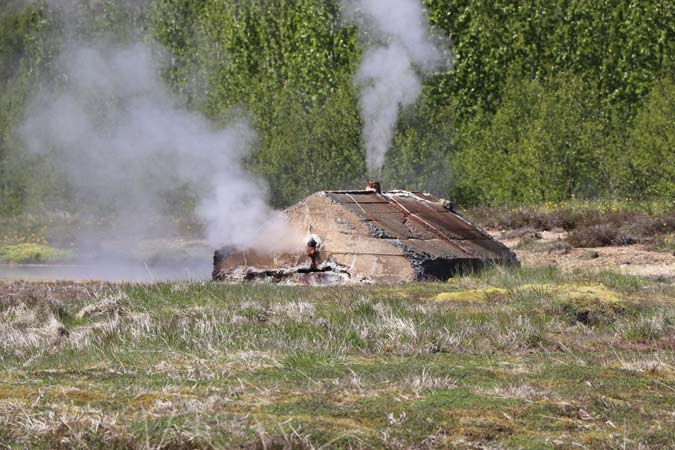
[342,0,445,177]
[20,41,300,254]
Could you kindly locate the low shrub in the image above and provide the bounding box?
[468,208,554,230]
[565,225,637,248]
[502,228,542,240]
[548,208,603,231]
[470,205,675,235]
[470,203,675,248]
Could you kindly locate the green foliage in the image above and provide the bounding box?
[256,83,366,206]
[0,2,48,216]
[623,76,675,200]
[151,0,365,206]
[150,0,207,102]
[1,0,675,217]
[382,89,457,196]
[156,0,359,115]
[455,73,606,204]
[424,0,675,115]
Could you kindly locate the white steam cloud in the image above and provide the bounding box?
[342,0,445,176]
[20,41,298,252]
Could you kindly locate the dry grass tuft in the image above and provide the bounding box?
[404,368,457,393]
[354,303,418,352]
[616,310,674,342]
[486,384,551,402]
[75,292,128,321]
[270,301,315,323]
[0,290,154,358]
[617,355,674,373]
[0,305,68,356]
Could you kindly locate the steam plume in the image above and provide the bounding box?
[342,0,445,176]
[20,41,298,254]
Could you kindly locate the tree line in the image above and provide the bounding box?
[1,0,674,217]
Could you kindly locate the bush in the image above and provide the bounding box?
[470,202,675,248]
[466,207,554,231]
[565,225,636,248]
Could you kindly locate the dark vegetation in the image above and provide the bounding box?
[469,202,675,248]
[0,0,674,219]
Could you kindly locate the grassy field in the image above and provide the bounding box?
[1,267,673,449]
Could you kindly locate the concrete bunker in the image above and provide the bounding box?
[213,183,518,284]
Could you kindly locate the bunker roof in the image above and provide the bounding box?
[323,189,510,262]
[213,186,518,284]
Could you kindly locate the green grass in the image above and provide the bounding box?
[0,268,673,448]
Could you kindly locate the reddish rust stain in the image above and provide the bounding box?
[327,190,514,262]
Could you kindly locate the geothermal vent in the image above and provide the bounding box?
[213,183,518,285]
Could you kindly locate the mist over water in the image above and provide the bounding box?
[7,0,445,281]
[13,3,303,280]
[21,42,292,249]
[342,0,446,177]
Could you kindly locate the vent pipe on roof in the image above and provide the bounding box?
[366,181,382,194]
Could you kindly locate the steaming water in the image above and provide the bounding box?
[18,38,303,270]
[0,239,214,282]
[0,259,212,282]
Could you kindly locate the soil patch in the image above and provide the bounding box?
[492,231,675,280]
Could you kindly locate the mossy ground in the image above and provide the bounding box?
[0,267,673,449]
[0,242,75,263]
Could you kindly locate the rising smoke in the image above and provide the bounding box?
[18,3,302,268]
[342,0,445,177]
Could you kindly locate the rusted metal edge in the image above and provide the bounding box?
[387,194,479,258]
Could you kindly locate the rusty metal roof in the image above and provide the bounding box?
[326,190,513,262]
